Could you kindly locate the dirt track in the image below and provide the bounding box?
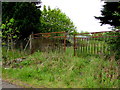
[2,81,20,88]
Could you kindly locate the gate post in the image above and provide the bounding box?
[30,32,34,54]
[74,34,76,56]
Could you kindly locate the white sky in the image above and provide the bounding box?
[41,0,112,33]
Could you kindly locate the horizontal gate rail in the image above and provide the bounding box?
[74,30,120,56]
[30,31,67,54]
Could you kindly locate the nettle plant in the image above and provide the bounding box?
[1,18,19,51]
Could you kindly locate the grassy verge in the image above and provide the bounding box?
[2,48,120,88]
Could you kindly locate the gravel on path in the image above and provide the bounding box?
[2,81,21,88]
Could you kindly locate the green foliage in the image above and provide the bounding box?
[1,18,19,40]
[40,5,77,33]
[106,31,120,59]
[2,2,41,38]
[95,2,120,27]
[69,30,79,35]
[95,2,120,59]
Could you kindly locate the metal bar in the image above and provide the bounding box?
[81,38,83,53]
[75,37,89,39]
[32,33,51,35]
[74,30,120,35]
[32,31,66,35]
[51,32,65,34]
[89,37,91,54]
[43,35,51,38]
[73,35,120,39]
[80,38,82,54]
[86,39,88,54]
[92,36,120,38]
[74,34,76,56]
[34,37,40,39]
[53,36,65,38]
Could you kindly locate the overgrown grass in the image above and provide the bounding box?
[77,39,110,56]
[2,48,120,88]
[2,47,29,64]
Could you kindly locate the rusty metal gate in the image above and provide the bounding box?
[30,32,67,54]
[74,30,120,56]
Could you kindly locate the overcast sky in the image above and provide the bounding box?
[41,0,112,32]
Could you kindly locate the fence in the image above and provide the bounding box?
[30,32,67,54]
[13,30,119,56]
[73,30,120,56]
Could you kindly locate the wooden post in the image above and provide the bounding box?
[74,34,76,56]
[20,42,23,51]
[30,34,33,54]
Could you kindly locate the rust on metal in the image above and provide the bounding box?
[75,30,120,35]
[74,30,120,56]
[32,31,66,35]
[43,35,51,38]
[74,34,76,56]
[53,36,65,38]
[32,33,51,35]
[51,32,65,33]
[30,31,67,53]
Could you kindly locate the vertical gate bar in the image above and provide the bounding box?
[92,36,94,54]
[98,37,100,54]
[81,38,83,53]
[95,38,98,55]
[101,36,103,54]
[94,35,96,54]
[108,36,110,55]
[81,38,82,53]
[74,34,76,56]
[91,36,92,54]
[104,35,106,54]
[86,38,88,54]
[82,38,83,54]
[89,37,91,54]
[102,35,104,54]
[94,37,96,55]
[94,37,95,54]
[80,38,82,54]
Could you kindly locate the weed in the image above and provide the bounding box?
[2,48,119,88]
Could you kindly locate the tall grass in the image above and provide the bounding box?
[2,47,29,60]
[76,38,111,57]
[2,49,119,88]
[2,47,29,67]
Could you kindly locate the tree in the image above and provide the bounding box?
[1,18,19,51]
[39,5,77,33]
[95,2,120,59]
[2,2,42,39]
[95,2,120,28]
